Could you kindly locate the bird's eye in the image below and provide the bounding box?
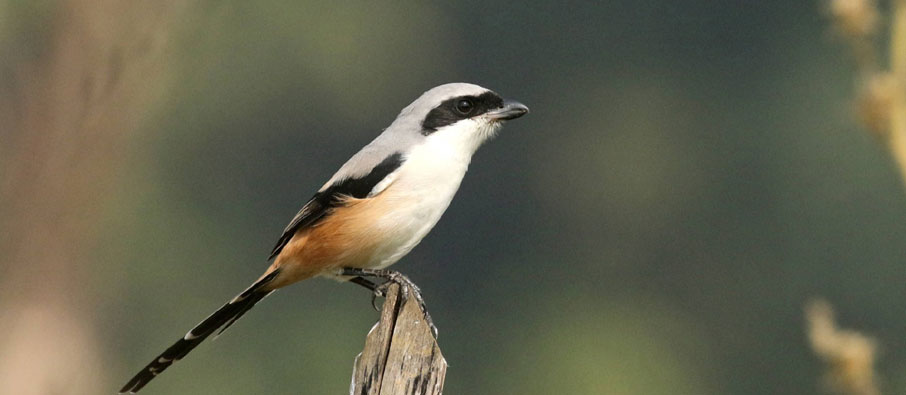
[455,99,474,115]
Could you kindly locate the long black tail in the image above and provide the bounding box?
[120,270,280,393]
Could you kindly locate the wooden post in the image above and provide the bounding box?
[350,284,447,395]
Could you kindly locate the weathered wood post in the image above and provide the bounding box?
[350,284,447,395]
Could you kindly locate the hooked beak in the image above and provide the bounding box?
[486,99,529,121]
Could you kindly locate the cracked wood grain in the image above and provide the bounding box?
[350,284,446,395]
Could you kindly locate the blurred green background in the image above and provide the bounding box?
[2,1,905,394]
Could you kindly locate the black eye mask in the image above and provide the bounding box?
[421,91,505,134]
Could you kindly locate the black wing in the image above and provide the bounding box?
[268,152,405,260]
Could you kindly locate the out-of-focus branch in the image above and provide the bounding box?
[886,0,906,184]
[829,0,880,71]
[0,1,184,394]
[826,0,906,187]
[805,299,880,395]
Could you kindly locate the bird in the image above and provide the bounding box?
[119,82,529,393]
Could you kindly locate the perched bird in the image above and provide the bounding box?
[120,83,529,393]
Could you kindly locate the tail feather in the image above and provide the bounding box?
[119,270,279,393]
[215,290,274,338]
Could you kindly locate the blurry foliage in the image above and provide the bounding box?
[2,1,906,394]
[826,0,906,187]
[807,299,879,395]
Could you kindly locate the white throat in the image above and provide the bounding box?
[364,120,499,269]
[424,118,501,160]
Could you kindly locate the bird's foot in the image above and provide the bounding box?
[342,268,438,338]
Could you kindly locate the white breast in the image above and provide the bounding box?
[365,125,480,269]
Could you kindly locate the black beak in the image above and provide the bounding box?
[487,99,529,121]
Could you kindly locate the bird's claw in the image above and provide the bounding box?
[379,277,437,339]
[370,292,380,311]
[342,268,438,338]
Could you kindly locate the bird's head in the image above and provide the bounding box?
[389,83,529,155]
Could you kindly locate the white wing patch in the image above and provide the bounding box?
[368,170,398,197]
